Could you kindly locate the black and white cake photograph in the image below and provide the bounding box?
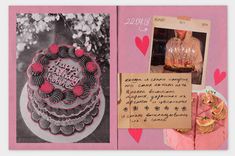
[16,13,110,143]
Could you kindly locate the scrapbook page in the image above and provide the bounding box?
[9,5,227,150]
[118,6,227,150]
[9,6,117,149]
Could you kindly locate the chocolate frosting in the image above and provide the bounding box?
[49,89,64,103]
[31,75,44,86]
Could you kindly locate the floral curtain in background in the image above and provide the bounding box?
[16,13,110,73]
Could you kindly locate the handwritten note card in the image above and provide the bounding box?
[118,73,192,128]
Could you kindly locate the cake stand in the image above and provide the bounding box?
[20,83,105,143]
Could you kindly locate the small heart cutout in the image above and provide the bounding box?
[135,36,149,56]
[128,128,143,143]
[214,69,226,85]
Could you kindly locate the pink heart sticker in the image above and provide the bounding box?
[135,36,149,56]
[214,69,226,85]
[128,128,143,143]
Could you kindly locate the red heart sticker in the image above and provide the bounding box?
[128,128,143,143]
[135,36,149,56]
[214,69,226,85]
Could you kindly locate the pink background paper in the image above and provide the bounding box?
[9,6,228,150]
[118,6,227,150]
[9,6,117,150]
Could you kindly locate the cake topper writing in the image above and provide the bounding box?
[46,59,83,89]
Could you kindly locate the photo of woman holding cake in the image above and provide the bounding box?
[165,30,203,73]
[150,28,207,85]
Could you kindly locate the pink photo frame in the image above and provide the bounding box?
[9,6,117,150]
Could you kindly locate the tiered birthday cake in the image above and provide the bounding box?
[26,44,101,136]
[164,91,228,150]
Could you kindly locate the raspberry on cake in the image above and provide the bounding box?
[26,44,102,136]
[31,62,44,74]
[73,85,84,97]
[75,49,84,57]
[86,61,97,73]
[49,44,59,54]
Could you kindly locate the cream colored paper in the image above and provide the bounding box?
[118,73,192,128]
